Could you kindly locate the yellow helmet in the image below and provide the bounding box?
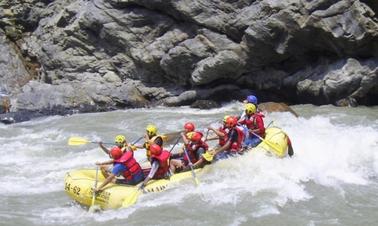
[115,135,126,144]
[186,132,195,140]
[146,124,157,136]
[245,103,256,114]
[223,115,230,123]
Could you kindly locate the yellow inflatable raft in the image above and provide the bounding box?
[64,167,203,210]
[64,127,290,210]
[256,127,289,158]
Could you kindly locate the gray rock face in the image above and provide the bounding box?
[285,58,378,105]
[0,0,377,122]
[0,29,31,95]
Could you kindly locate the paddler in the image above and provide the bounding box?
[204,116,244,161]
[139,144,171,190]
[98,134,128,154]
[133,124,164,161]
[181,122,196,144]
[239,103,265,148]
[239,94,259,122]
[94,145,144,192]
[205,115,230,147]
[170,131,209,173]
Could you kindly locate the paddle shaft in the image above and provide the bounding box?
[183,148,199,185]
[131,136,143,145]
[169,135,182,153]
[266,121,273,128]
[91,167,99,207]
[250,131,281,154]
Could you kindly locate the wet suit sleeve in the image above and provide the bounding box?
[146,160,160,179]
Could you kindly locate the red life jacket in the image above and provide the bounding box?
[229,127,244,152]
[151,150,170,179]
[218,126,229,146]
[184,140,209,164]
[245,112,265,137]
[114,151,143,181]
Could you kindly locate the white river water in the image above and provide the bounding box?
[0,103,377,226]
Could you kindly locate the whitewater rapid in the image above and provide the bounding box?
[0,103,377,226]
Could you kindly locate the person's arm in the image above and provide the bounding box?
[205,135,218,141]
[98,142,110,155]
[96,159,114,166]
[212,129,237,155]
[213,140,231,155]
[95,163,126,192]
[140,160,160,189]
[208,127,226,138]
[95,174,115,192]
[181,132,189,145]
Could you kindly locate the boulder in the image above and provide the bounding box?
[258,102,299,117]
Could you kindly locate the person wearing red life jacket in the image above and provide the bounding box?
[98,134,128,155]
[239,94,259,123]
[181,122,196,145]
[94,146,144,192]
[239,103,265,148]
[205,115,230,147]
[170,131,209,173]
[139,144,171,190]
[133,124,164,161]
[207,116,244,161]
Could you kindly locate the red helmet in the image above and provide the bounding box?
[150,144,162,156]
[110,146,122,160]
[184,122,195,132]
[226,116,237,128]
[189,132,202,142]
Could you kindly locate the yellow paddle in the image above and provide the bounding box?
[162,131,183,143]
[202,151,215,162]
[68,137,113,146]
[121,188,142,208]
[183,148,200,185]
[250,131,283,157]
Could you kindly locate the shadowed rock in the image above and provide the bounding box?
[0,0,377,124]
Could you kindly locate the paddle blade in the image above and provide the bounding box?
[202,151,214,162]
[121,189,142,208]
[263,140,284,158]
[68,137,91,146]
[162,131,182,143]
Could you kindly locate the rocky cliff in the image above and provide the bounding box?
[0,0,377,117]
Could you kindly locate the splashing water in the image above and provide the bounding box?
[0,103,377,226]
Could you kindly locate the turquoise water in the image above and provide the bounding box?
[0,103,377,226]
